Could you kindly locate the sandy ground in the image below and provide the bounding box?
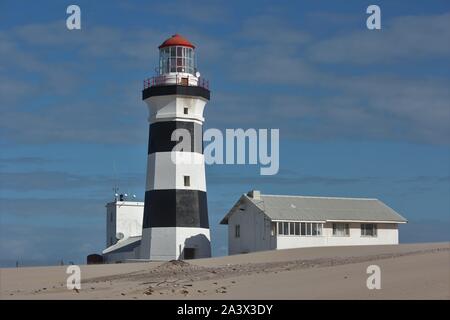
[1,242,449,300]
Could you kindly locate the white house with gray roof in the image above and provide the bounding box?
[220,190,407,255]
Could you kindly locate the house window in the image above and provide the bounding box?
[361,224,377,237]
[294,222,300,235]
[333,223,350,236]
[283,222,289,235]
[306,223,312,236]
[271,222,277,236]
[183,175,190,187]
[312,223,318,236]
[317,223,323,235]
[184,107,189,114]
[289,222,295,235]
[301,222,306,235]
[276,222,287,235]
[235,224,240,238]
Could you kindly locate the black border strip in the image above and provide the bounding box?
[143,189,209,228]
[143,85,210,100]
[148,121,203,154]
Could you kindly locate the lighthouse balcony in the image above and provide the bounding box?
[142,73,210,101]
[144,73,209,90]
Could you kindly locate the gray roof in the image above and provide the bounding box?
[221,192,407,224]
[102,236,141,255]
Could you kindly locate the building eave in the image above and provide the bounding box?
[219,195,245,224]
[102,236,141,255]
[270,219,407,224]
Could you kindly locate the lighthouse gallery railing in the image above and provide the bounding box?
[143,74,209,90]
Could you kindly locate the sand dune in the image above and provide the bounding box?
[1,242,449,299]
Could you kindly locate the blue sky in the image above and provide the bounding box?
[0,0,449,267]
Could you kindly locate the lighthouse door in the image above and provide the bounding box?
[184,248,195,260]
[181,77,189,86]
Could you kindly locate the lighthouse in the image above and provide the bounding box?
[139,34,211,260]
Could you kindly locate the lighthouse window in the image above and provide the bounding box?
[184,175,190,187]
[160,46,196,75]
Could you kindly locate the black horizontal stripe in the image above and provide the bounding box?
[148,121,203,154]
[142,85,210,100]
[143,189,209,228]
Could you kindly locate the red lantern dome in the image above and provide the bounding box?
[158,34,195,49]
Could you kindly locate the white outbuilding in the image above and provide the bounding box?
[220,190,407,255]
[102,200,143,263]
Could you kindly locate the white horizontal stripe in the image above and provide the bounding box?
[146,151,206,191]
[145,95,207,124]
[150,117,203,125]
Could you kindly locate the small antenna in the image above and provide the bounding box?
[113,160,119,201]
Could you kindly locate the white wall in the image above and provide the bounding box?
[276,222,399,250]
[146,152,206,191]
[227,203,401,254]
[106,201,144,247]
[145,94,207,123]
[140,227,211,260]
[177,227,211,259]
[228,198,276,255]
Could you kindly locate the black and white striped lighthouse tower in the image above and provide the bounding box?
[139,34,211,260]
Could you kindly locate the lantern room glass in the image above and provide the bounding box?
[159,46,195,75]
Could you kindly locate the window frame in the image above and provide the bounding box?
[278,222,283,235]
[183,175,190,187]
[361,223,378,237]
[275,221,324,237]
[294,222,300,235]
[271,222,277,236]
[283,222,289,235]
[332,223,350,237]
[301,222,306,236]
[159,46,196,75]
[289,222,295,235]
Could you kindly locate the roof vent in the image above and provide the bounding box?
[247,190,261,200]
